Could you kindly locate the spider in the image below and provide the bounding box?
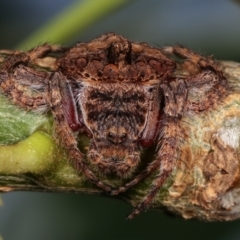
[0,33,227,219]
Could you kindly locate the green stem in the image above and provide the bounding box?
[17,0,134,50]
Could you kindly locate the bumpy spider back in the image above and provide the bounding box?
[58,33,175,82]
[57,33,175,177]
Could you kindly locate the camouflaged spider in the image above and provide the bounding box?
[0,33,227,219]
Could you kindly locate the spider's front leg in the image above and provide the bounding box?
[112,78,188,219]
[48,72,113,192]
[126,78,188,219]
[163,46,228,111]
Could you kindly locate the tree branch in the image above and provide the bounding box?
[1,50,240,221]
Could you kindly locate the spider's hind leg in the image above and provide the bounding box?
[163,46,223,75]
[27,43,66,61]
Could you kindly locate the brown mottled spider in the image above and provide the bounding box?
[0,33,227,219]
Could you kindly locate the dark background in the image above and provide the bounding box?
[0,0,240,239]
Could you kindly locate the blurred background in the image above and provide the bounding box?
[0,0,240,239]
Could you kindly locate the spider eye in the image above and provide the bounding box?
[107,128,128,144]
[121,132,127,139]
[108,131,115,138]
[148,87,154,92]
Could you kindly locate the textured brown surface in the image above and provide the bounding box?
[0,33,234,219]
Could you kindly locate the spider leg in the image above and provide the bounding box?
[0,44,67,111]
[164,46,227,112]
[0,52,48,111]
[163,45,218,70]
[48,72,112,192]
[27,43,66,61]
[163,45,227,81]
[123,79,187,219]
[127,116,184,219]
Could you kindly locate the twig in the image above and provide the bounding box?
[1,49,240,220]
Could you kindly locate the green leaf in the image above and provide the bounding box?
[0,95,51,145]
